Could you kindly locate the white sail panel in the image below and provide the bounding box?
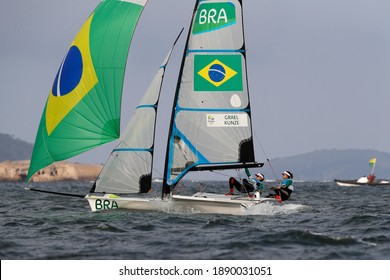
[175,111,251,163]
[121,108,156,149]
[164,0,255,187]
[95,152,152,193]
[168,110,252,182]
[93,47,173,194]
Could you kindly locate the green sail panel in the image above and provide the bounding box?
[92,42,178,194]
[27,0,148,181]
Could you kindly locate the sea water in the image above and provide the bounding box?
[1,181,390,260]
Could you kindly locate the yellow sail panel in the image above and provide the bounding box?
[46,15,98,135]
[27,0,149,181]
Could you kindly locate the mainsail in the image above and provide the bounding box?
[27,0,148,181]
[91,29,183,194]
[163,0,256,194]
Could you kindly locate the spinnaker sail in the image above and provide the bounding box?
[27,0,148,181]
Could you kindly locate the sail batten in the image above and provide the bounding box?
[175,107,250,112]
[188,49,245,53]
[189,162,264,171]
[163,0,255,194]
[113,148,153,152]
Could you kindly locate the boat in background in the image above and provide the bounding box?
[334,177,390,187]
[334,158,390,186]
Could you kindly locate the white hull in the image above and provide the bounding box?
[334,181,361,187]
[85,192,277,214]
[334,179,390,187]
[85,194,164,212]
[171,192,276,215]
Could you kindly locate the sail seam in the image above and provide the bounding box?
[113,148,153,152]
[136,104,157,109]
[176,107,250,112]
[188,49,245,53]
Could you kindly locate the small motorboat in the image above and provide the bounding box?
[334,175,390,187]
[334,158,390,186]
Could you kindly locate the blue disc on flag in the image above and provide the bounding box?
[52,46,83,96]
[208,64,226,82]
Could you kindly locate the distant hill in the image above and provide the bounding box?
[0,134,102,182]
[1,133,389,181]
[0,133,33,161]
[263,149,390,181]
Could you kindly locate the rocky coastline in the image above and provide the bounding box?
[0,160,102,182]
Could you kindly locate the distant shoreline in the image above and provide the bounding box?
[0,160,102,182]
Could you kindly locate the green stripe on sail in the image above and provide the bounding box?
[27,0,146,181]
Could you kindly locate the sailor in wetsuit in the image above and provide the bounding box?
[267,170,294,201]
[226,168,264,195]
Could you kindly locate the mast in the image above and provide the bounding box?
[240,0,255,154]
[162,0,258,198]
[162,1,199,197]
[369,158,376,175]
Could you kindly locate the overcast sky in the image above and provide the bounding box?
[1,0,390,176]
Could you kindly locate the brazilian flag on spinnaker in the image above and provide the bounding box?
[27,0,148,181]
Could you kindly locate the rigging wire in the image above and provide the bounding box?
[254,132,279,182]
[209,170,231,178]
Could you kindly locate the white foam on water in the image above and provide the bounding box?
[244,202,310,216]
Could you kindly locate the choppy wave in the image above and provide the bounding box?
[1,181,390,259]
[245,202,310,216]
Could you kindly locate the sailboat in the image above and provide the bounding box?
[160,0,277,214]
[27,0,277,214]
[334,158,390,187]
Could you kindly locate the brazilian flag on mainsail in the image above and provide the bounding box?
[27,0,148,181]
[369,158,376,167]
[194,54,243,92]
